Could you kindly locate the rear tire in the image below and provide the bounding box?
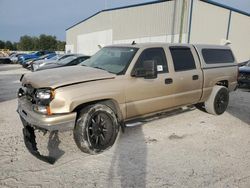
[74,104,119,154]
[205,86,229,115]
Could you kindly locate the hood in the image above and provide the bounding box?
[22,66,115,89]
[37,63,61,70]
[239,66,250,73]
[33,59,45,64]
[34,59,56,65]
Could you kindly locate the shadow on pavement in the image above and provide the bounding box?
[238,85,250,92]
[108,107,195,187]
[47,131,65,162]
[108,125,147,188]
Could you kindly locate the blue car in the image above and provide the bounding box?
[18,51,55,64]
[238,61,250,86]
[22,53,56,68]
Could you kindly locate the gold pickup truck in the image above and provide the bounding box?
[17,43,238,159]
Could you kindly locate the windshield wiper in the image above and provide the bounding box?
[92,66,114,74]
[93,66,106,71]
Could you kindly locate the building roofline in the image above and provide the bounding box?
[201,0,250,16]
[66,0,171,31]
[66,0,250,31]
[66,11,102,31]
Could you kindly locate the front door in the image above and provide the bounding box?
[125,47,178,119]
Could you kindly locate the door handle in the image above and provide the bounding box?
[165,78,173,84]
[192,75,199,80]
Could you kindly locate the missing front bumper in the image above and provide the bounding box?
[22,124,57,164]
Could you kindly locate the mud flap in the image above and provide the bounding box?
[23,125,56,164]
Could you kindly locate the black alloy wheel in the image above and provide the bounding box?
[214,88,229,115]
[74,104,119,154]
[87,112,114,150]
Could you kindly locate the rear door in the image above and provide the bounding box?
[167,45,203,106]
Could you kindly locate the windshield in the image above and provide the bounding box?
[49,55,59,60]
[81,47,138,74]
[39,54,50,59]
[57,56,77,65]
[246,61,250,67]
[59,54,75,61]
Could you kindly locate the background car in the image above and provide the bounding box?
[0,57,12,64]
[0,51,10,64]
[238,60,250,87]
[22,52,56,68]
[18,50,55,64]
[10,53,27,63]
[35,55,90,71]
[31,54,78,71]
[238,60,248,67]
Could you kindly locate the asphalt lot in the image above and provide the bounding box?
[0,64,28,102]
[0,64,250,188]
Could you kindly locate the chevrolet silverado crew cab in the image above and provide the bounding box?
[17,43,238,159]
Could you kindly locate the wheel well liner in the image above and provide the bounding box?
[216,80,228,88]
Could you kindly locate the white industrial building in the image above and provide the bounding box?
[66,0,250,62]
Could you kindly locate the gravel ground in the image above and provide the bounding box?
[0,65,250,188]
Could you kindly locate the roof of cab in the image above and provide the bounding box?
[105,42,230,49]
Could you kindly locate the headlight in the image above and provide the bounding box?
[35,89,54,100]
[34,89,55,115]
[35,89,55,108]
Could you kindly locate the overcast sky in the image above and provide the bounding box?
[0,0,249,42]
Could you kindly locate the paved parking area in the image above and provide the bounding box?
[0,65,250,188]
[0,65,29,102]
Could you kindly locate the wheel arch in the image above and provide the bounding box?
[216,80,229,88]
[205,85,229,115]
[72,99,124,123]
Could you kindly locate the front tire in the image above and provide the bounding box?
[74,104,119,154]
[205,86,229,115]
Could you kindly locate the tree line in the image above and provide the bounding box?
[0,34,66,51]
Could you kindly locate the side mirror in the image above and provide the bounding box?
[132,60,158,79]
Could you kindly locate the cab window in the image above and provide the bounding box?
[134,48,168,73]
[170,47,196,72]
[202,49,234,64]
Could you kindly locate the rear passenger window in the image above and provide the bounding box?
[170,47,196,71]
[202,49,234,64]
[135,48,168,73]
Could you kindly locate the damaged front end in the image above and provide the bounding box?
[18,84,56,164]
[17,83,76,164]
